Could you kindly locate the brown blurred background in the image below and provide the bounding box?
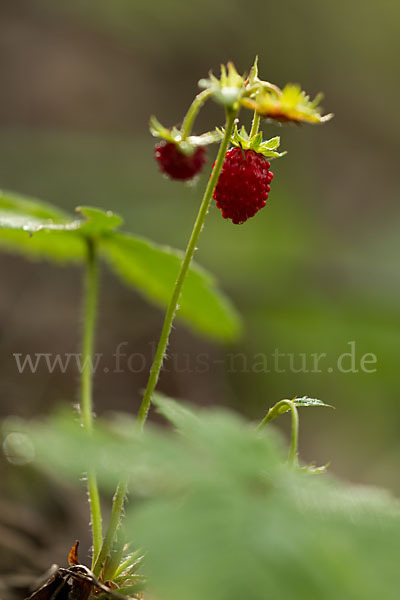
[0,0,400,584]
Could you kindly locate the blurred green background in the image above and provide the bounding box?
[0,0,399,498]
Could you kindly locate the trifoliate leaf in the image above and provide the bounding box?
[100,233,241,341]
[0,190,86,262]
[0,192,124,262]
[24,405,400,600]
[0,192,240,343]
[0,193,122,237]
[0,190,72,232]
[152,393,199,431]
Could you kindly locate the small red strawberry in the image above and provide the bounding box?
[213,147,274,224]
[155,142,206,181]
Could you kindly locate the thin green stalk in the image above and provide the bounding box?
[287,403,299,467]
[249,110,260,138]
[181,89,213,140]
[81,238,103,566]
[93,480,128,577]
[95,107,239,577]
[257,399,299,467]
[87,471,102,567]
[137,108,238,430]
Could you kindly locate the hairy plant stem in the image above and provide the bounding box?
[181,89,213,140]
[81,238,103,567]
[249,110,260,138]
[92,109,239,577]
[137,108,238,430]
[257,399,299,467]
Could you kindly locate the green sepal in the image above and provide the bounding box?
[247,56,259,86]
[149,115,171,140]
[216,124,286,159]
[199,62,245,109]
[149,116,219,155]
[242,83,333,124]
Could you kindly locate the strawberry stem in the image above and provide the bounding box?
[137,108,238,430]
[92,478,128,577]
[181,88,213,140]
[94,107,238,578]
[249,110,260,139]
[257,399,299,467]
[80,239,103,566]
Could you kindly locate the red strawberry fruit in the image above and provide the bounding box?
[155,142,206,181]
[213,147,274,224]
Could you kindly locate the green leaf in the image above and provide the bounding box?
[74,206,123,235]
[0,192,122,236]
[25,404,285,492]
[0,190,86,262]
[0,192,240,342]
[258,396,333,429]
[22,405,400,600]
[28,206,123,237]
[0,190,71,230]
[100,233,241,341]
[152,392,199,431]
[0,192,124,263]
[293,396,333,409]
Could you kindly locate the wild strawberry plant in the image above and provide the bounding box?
[2,59,400,600]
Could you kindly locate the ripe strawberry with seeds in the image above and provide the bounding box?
[213,147,274,224]
[154,141,206,181]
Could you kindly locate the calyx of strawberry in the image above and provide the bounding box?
[244,57,333,124]
[242,83,334,124]
[217,124,286,159]
[199,62,246,109]
[150,116,219,157]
